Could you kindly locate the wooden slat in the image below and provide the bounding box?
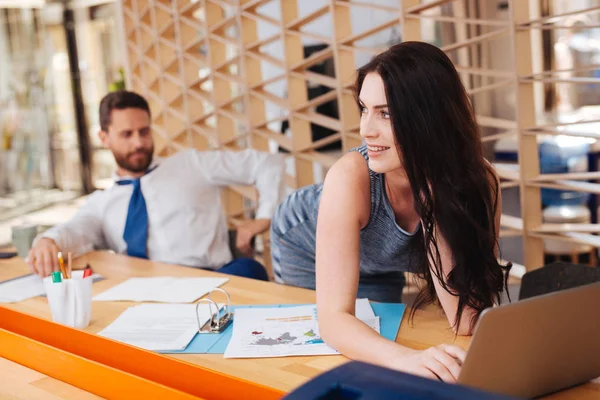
[208,33,239,48]
[467,78,514,96]
[405,0,456,14]
[208,14,237,33]
[476,115,517,130]
[501,214,524,230]
[216,93,245,109]
[530,171,600,182]
[523,128,600,140]
[246,49,285,68]
[500,181,520,189]
[334,0,399,13]
[241,0,273,11]
[290,46,333,72]
[252,115,288,129]
[285,29,332,45]
[454,66,513,78]
[340,19,398,45]
[245,33,280,51]
[285,5,329,30]
[339,44,385,54]
[250,89,289,109]
[533,224,600,234]
[527,180,600,195]
[241,10,280,27]
[494,164,521,181]
[500,229,523,238]
[530,232,600,248]
[481,130,515,143]
[404,13,509,27]
[293,89,338,112]
[441,28,510,53]
[295,151,338,168]
[521,64,600,79]
[518,23,600,30]
[248,73,286,90]
[253,128,293,151]
[290,70,338,89]
[294,111,342,132]
[531,118,600,131]
[520,76,600,84]
[304,132,343,151]
[521,5,600,27]
[217,107,247,123]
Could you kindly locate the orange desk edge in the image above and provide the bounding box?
[0,306,283,400]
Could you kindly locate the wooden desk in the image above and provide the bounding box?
[0,357,102,400]
[1,251,599,399]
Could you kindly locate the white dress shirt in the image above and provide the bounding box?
[39,149,285,269]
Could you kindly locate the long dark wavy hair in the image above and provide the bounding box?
[356,41,511,333]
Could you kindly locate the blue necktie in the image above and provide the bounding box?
[117,167,156,259]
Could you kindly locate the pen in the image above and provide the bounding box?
[51,271,62,283]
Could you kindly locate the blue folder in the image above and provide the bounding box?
[160,302,406,354]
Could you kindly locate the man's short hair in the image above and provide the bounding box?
[99,90,151,131]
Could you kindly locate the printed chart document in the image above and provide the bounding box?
[0,273,101,303]
[97,303,221,351]
[93,277,228,303]
[224,299,379,358]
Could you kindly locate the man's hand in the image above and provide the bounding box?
[27,238,60,277]
[235,219,270,257]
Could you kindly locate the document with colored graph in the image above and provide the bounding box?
[224,299,379,358]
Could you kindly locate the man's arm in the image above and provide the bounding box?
[193,149,285,254]
[29,192,107,276]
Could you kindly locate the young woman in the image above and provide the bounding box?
[270,41,510,382]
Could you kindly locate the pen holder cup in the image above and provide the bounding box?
[43,270,93,329]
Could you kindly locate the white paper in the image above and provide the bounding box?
[224,299,379,359]
[97,303,221,351]
[0,272,101,304]
[92,277,228,303]
[355,298,376,319]
[0,274,46,303]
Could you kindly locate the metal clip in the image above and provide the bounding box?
[196,287,234,334]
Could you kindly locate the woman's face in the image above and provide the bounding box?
[358,73,401,174]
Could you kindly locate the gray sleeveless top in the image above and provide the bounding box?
[271,145,422,302]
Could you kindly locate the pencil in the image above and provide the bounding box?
[67,252,72,279]
[57,252,68,279]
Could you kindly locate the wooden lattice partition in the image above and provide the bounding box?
[118,0,403,270]
[403,0,600,271]
[119,0,600,272]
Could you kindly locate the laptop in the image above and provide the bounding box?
[458,281,600,398]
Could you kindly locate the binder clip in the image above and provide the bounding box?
[196,287,234,334]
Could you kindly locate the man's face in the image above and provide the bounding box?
[99,108,154,174]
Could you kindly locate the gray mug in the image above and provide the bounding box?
[11,224,39,258]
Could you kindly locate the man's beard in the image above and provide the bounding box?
[114,148,154,173]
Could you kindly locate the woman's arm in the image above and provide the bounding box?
[316,153,465,381]
[430,167,502,335]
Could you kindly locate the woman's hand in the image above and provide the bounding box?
[389,344,466,383]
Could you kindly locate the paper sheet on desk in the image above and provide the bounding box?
[97,303,223,351]
[160,300,405,355]
[0,273,102,303]
[223,299,380,358]
[92,277,228,303]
